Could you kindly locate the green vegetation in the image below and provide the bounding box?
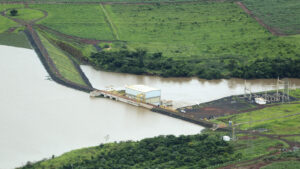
[31,4,114,40]
[262,161,300,169]
[12,8,44,21]
[242,0,300,35]
[0,4,23,33]
[10,9,18,16]
[29,2,300,79]
[283,136,300,144]
[234,135,288,160]
[0,0,199,2]
[38,32,87,86]
[213,93,300,135]
[0,32,31,48]
[38,28,97,62]
[19,134,240,169]
[90,49,194,76]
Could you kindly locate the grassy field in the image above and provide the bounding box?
[0,0,199,2]
[262,161,300,169]
[38,32,87,86]
[26,2,300,78]
[213,89,300,135]
[219,104,300,135]
[283,136,300,144]
[0,4,23,33]
[29,2,300,58]
[0,32,31,48]
[12,8,45,21]
[105,2,269,58]
[31,4,114,40]
[102,3,300,60]
[242,0,300,35]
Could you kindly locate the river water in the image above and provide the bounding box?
[1,45,300,169]
[0,45,202,169]
[81,66,300,108]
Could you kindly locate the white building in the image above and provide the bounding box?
[255,97,266,105]
[125,85,161,105]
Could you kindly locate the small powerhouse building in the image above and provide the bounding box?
[125,85,161,105]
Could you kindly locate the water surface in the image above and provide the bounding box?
[81,66,300,108]
[0,45,203,169]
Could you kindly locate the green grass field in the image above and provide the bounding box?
[0,0,198,2]
[213,92,300,135]
[30,4,114,40]
[262,161,300,169]
[0,4,23,33]
[30,2,300,61]
[0,32,31,48]
[38,32,87,86]
[12,8,45,21]
[242,0,300,35]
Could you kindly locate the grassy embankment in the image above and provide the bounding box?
[38,32,87,86]
[0,4,91,86]
[29,2,300,79]
[241,0,300,35]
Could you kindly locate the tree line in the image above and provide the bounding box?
[20,134,240,169]
[88,49,300,79]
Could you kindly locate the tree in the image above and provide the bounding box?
[10,9,18,16]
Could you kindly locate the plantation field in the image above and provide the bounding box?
[0,4,23,33]
[30,4,114,40]
[105,3,300,60]
[29,3,300,60]
[242,0,300,35]
[38,32,87,86]
[2,1,300,79]
[106,2,270,58]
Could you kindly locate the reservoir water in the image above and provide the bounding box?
[1,45,300,169]
[0,45,202,169]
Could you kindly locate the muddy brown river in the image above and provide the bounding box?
[1,45,300,169]
[81,66,300,108]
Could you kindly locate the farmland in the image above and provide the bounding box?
[241,0,300,35]
[24,2,300,79]
[30,4,114,40]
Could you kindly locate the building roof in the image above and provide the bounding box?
[126,85,160,93]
